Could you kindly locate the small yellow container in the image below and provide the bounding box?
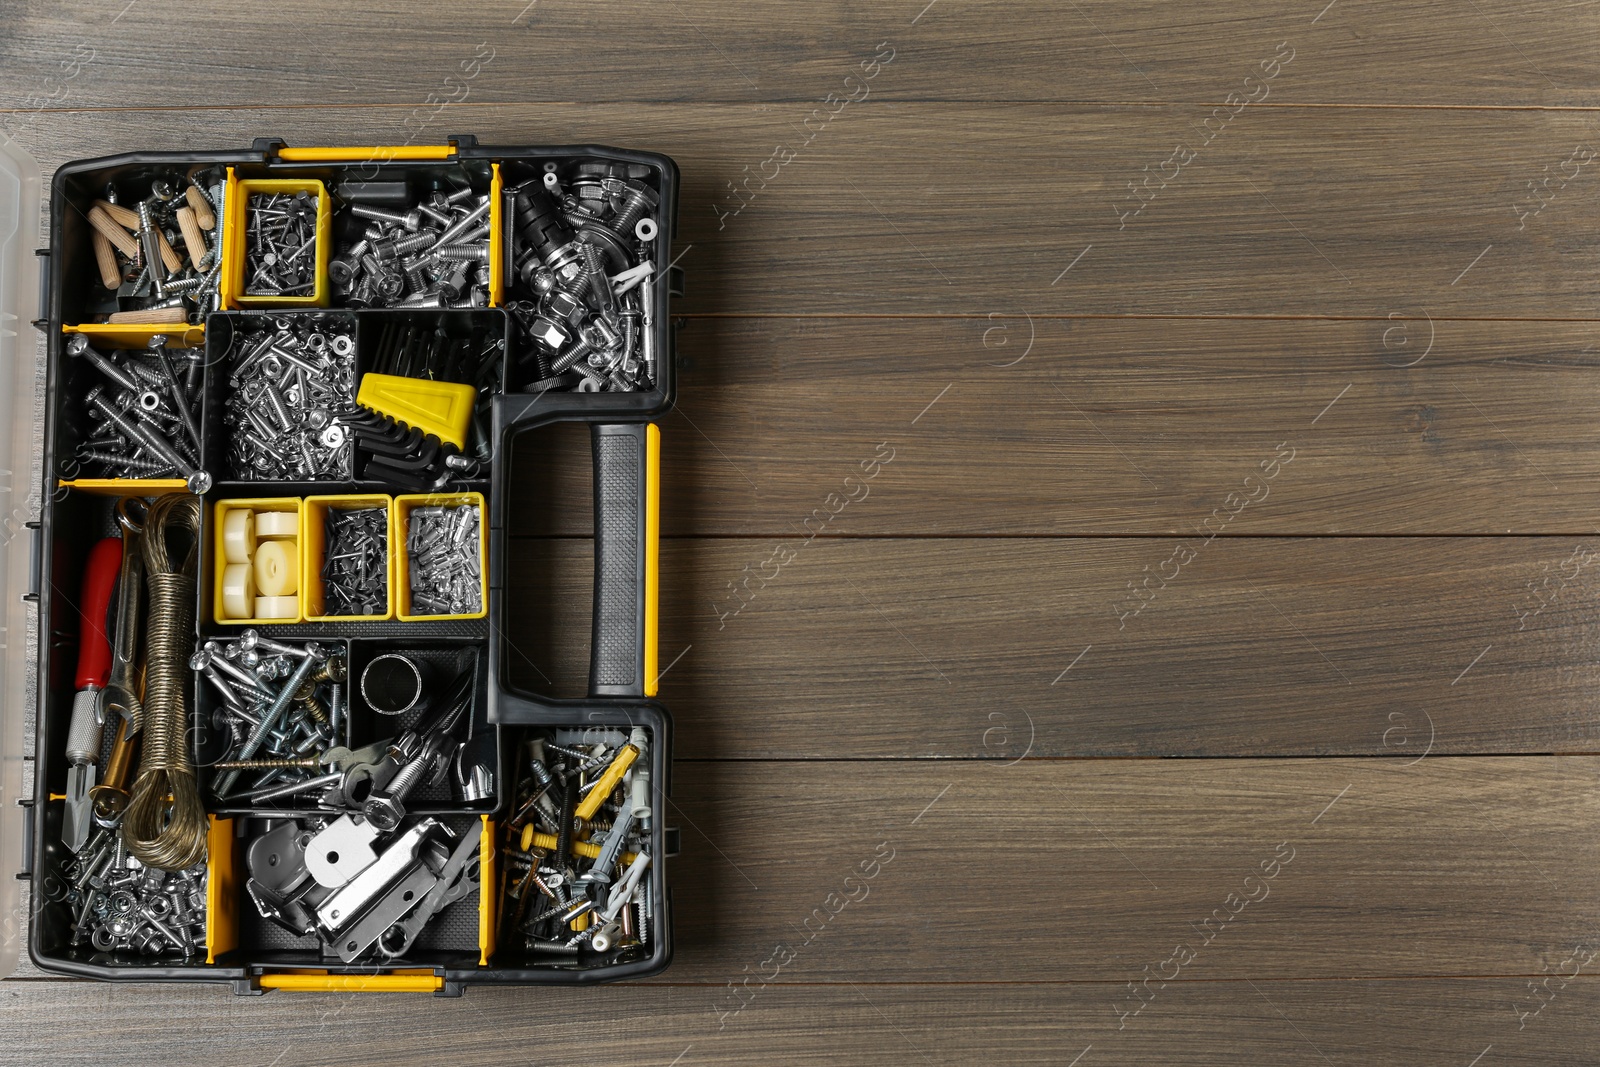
[394,492,487,621]
[222,175,332,308]
[212,497,302,625]
[301,494,394,621]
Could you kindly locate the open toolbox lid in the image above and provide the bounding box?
[0,133,40,978]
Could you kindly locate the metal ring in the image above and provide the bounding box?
[115,496,148,533]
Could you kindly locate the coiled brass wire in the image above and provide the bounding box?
[122,493,207,870]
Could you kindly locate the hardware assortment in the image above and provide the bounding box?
[499,729,653,961]
[321,506,388,617]
[62,828,207,957]
[223,316,359,480]
[405,503,483,618]
[505,163,659,393]
[198,633,346,803]
[85,171,223,324]
[36,143,674,988]
[243,191,320,297]
[236,663,489,960]
[65,334,210,491]
[246,814,480,962]
[330,186,492,309]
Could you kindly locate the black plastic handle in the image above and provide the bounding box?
[590,423,657,697]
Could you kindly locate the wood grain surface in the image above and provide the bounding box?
[4,0,1599,1064]
[508,537,1600,758]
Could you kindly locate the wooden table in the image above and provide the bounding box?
[3,1,1598,1063]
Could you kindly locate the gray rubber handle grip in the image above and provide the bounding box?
[65,688,102,766]
[590,423,654,697]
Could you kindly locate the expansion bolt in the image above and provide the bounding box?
[137,200,166,298]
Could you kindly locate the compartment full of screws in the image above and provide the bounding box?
[498,727,654,966]
[59,827,207,958]
[398,496,485,620]
[330,183,491,309]
[193,634,348,808]
[502,161,661,393]
[217,313,358,480]
[60,332,211,492]
[241,189,323,299]
[316,502,390,620]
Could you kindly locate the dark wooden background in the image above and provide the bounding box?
[4,1,1600,1063]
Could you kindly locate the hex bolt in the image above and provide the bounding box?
[351,204,422,231]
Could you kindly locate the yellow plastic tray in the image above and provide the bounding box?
[212,497,302,624]
[301,494,394,621]
[222,174,331,308]
[393,492,487,621]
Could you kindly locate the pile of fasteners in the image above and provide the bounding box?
[243,192,319,296]
[322,507,388,616]
[500,728,653,960]
[505,163,658,393]
[329,187,491,309]
[194,635,347,805]
[66,333,210,493]
[406,504,482,616]
[86,173,222,324]
[64,828,206,957]
[223,316,358,480]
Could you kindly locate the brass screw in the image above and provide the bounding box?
[213,755,320,772]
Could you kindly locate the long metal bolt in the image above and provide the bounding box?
[351,204,422,231]
[137,201,166,297]
[216,644,325,794]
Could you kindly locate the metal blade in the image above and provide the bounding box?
[64,764,96,852]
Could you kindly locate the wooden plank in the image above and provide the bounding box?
[1,0,1596,108]
[508,537,1600,758]
[10,760,1600,985]
[509,316,1600,537]
[11,104,1600,318]
[0,976,1595,1066]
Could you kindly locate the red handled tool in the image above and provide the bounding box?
[63,536,122,852]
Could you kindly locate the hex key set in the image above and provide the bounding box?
[23,138,679,994]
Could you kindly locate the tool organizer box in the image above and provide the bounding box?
[4,138,679,993]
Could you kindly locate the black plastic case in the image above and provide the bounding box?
[25,137,678,993]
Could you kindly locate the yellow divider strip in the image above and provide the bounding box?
[479,815,496,966]
[488,163,504,307]
[205,815,237,964]
[644,424,660,696]
[57,478,186,495]
[259,973,444,993]
[275,145,456,163]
